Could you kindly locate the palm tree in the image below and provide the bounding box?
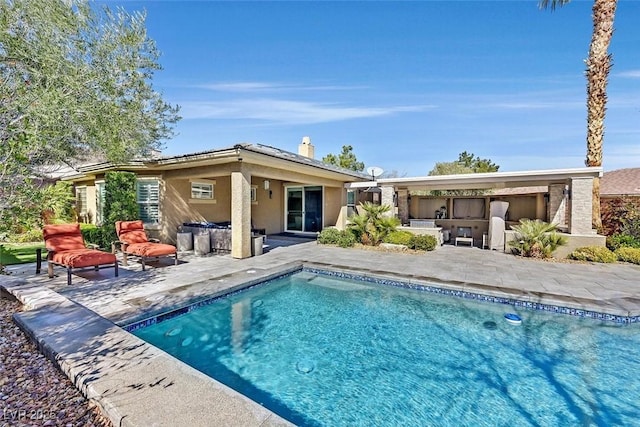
[347,202,400,246]
[540,0,618,230]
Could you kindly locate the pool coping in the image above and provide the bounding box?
[302,262,640,323]
[2,273,296,427]
[2,258,638,427]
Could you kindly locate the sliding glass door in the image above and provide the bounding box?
[286,186,323,233]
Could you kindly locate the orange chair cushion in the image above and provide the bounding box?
[125,243,176,258]
[43,224,86,251]
[51,249,116,268]
[116,220,149,244]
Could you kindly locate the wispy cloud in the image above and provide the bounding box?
[180,98,433,124]
[616,69,640,79]
[197,81,368,93]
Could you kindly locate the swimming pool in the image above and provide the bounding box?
[131,269,640,426]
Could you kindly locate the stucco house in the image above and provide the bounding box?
[64,138,370,259]
[65,138,604,259]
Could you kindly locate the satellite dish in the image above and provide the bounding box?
[366,166,384,180]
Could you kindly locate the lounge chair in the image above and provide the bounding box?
[43,223,118,286]
[115,220,178,270]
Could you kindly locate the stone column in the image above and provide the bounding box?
[548,183,568,229]
[231,168,252,259]
[569,177,596,234]
[397,189,409,225]
[380,186,395,218]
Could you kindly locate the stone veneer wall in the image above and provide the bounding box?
[381,186,396,217]
[569,177,595,235]
[397,189,409,224]
[548,184,568,229]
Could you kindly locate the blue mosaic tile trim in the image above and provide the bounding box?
[302,266,639,325]
[124,267,303,332]
[124,317,157,333]
[125,265,638,331]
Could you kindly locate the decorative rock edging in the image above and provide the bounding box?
[0,295,112,427]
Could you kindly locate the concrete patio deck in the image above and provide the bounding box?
[2,238,640,426]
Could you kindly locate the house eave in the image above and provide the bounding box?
[346,167,603,191]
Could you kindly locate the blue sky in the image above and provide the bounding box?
[106,1,639,176]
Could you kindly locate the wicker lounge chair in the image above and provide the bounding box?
[43,223,118,285]
[115,220,178,270]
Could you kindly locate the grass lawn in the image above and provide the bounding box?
[0,242,45,265]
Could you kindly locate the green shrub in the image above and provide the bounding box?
[317,228,356,248]
[509,219,567,258]
[408,234,437,251]
[383,230,414,246]
[80,225,114,251]
[8,228,43,243]
[615,247,640,265]
[104,171,139,224]
[606,234,640,251]
[568,246,617,263]
[336,231,357,248]
[318,228,342,245]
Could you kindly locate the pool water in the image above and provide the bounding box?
[132,271,640,426]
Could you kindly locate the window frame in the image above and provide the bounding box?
[95,180,105,226]
[189,179,216,204]
[75,186,88,217]
[251,185,258,204]
[136,178,161,225]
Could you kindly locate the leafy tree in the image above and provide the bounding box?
[322,145,365,172]
[424,152,499,196]
[540,0,618,229]
[456,151,500,173]
[0,0,180,236]
[0,180,75,242]
[40,182,77,224]
[428,152,499,177]
[428,162,474,177]
[102,171,138,247]
[104,171,139,225]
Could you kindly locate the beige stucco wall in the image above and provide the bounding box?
[70,158,359,250]
[251,177,284,235]
[160,164,349,242]
[492,196,537,222]
[410,195,541,223]
[73,179,97,224]
[323,186,344,229]
[161,175,233,242]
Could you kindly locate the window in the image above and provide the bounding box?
[95,181,105,225]
[189,179,216,203]
[191,182,213,199]
[347,189,356,216]
[76,186,87,221]
[137,179,160,224]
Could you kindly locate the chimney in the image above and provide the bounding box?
[298,136,314,159]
